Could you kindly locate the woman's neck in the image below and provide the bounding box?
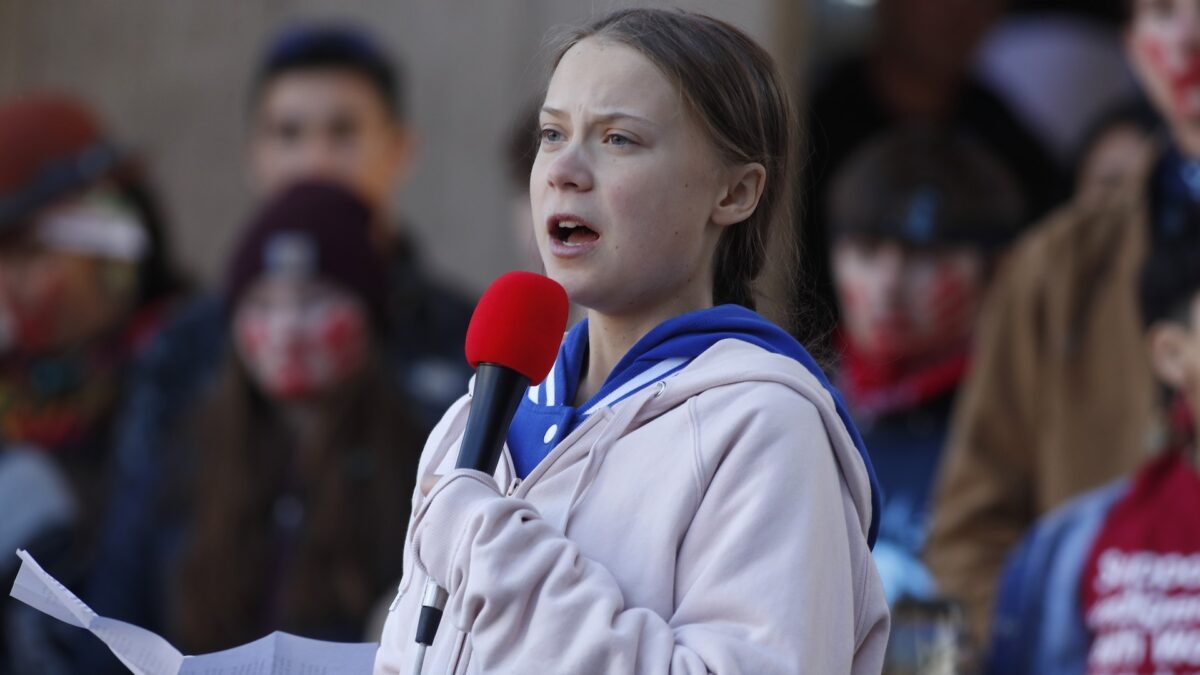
[574,294,712,407]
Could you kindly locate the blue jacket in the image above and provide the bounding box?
[986,478,1128,675]
[856,395,954,604]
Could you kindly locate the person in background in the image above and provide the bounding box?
[249,23,474,420]
[81,181,424,670]
[926,0,1200,646]
[127,22,473,466]
[74,25,472,669]
[828,129,1025,606]
[802,0,1061,352]
[0,93,181,544]
[987,236,1200,674]
[0,91,183,673]
[973,0,1138,166]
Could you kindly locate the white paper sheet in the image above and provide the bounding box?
[9,550,377,675]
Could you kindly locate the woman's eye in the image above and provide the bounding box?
[539,128,563,144]
[605,133,633,147]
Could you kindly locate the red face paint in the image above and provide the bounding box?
[0,254,75,355]
[908,262,979,351]
[834,240,984,366]
[1140,37,1200,119]
[233,281,370,400]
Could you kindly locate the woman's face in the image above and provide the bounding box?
[530,38,731,317]
[0,190,142,355]
[833,236,985,364]
[233,277,370,401]
[250,70,412,218]
[1128,0,1200,129]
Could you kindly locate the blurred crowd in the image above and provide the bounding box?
[1,0,1199,673]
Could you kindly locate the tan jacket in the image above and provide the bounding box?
[375,339,889,674]
[925,144,1162,643]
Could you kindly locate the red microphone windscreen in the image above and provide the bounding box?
[465,271,569,384]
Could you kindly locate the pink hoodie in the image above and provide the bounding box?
[375,339,889,674]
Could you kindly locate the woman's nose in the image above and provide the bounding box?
[874,243,909,297]
[544,144,593,192]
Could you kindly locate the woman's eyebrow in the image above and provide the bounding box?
[541,106,657,128]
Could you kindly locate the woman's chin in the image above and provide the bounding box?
[543,267,589,301]
[550,276,610,315]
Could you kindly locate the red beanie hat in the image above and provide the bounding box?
[225,180,390,328]
[0,93,127,229]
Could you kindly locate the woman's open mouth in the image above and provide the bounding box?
[552,218,600,246]
[547,214,601,257]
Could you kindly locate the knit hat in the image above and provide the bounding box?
[225,180,389,328]
[828,128,1026,252]
[0,93,129,231]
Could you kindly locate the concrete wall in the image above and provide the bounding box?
[0,0,804,296]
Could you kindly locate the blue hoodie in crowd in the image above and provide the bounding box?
[506,304,882,548]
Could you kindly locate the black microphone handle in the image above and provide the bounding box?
[455,363,530,473]
[413,362,530,665]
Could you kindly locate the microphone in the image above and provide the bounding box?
[457,271,568,474]
[412,271,568,673]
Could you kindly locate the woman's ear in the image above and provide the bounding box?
[712,162,766,228]
[1148,322,1195,390]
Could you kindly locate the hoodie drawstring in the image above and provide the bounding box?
[558,385,663,533]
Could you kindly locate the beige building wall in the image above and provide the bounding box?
[0,0,806,297]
